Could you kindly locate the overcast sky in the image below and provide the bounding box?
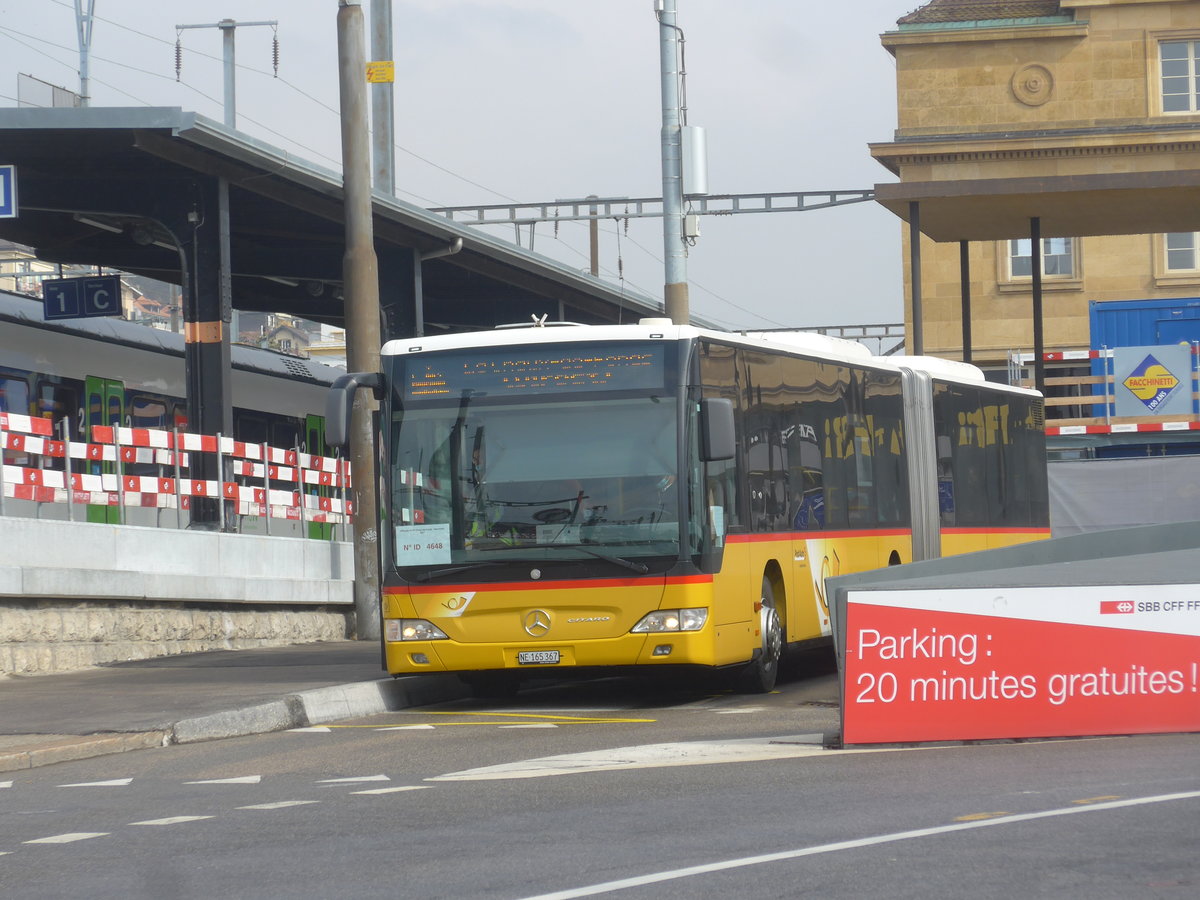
[0,0,911,331]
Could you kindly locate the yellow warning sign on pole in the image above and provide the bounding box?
[366,60,395,83]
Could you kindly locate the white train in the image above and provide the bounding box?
[0,289,346,533]
[0,289,343,450]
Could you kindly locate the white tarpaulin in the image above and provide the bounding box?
[1049,456,1200,536]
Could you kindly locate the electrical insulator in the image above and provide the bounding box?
[175,37,182,82]
[272,35,279,77]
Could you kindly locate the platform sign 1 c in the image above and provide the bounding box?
[43,275,123,321]
[841,585,1200,745]
[0,165,15,218]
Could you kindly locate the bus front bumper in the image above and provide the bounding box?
[383,628,737,675]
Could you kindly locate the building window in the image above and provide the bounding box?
[1165,232,1199,271]
[1008,238,1074,279]
[1161,41,1200,113]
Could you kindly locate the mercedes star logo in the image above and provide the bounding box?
[524,609,552,637]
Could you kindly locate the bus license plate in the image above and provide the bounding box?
[518,650,560,665]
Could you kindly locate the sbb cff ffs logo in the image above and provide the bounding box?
[1099,600,1135,615]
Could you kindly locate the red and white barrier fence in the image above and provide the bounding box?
[1011,345,1200,364]
[1,412,353,527]
[1045,421,1200,436]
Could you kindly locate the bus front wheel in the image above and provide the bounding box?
[734,577,782,694]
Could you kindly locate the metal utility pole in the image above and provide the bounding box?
[588,195,600,276]
[656,0,689,324]
[338,0,384,641]
[176,19,278,128]
[74,0,95,107]
[369,0,396,195]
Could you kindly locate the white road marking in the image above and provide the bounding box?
[352,786,434,795]
[130,816,215,826]
[429,735,831,781]
[288,726,332,733]
[316,775,390,784]
[185,776,262,785]
[0,851,10,856]
[714,707,765,715]
[500,724,559,729]
[0,780,11,789]
[375,725,436,731]
[59,778,132,787]
[518,790,1200,900]
[663,696,749,710]
[24,833,109,844]
[237,801,320,810]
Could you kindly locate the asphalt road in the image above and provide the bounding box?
[2,658,1197,900]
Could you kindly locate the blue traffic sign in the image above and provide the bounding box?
[43,276,123,320]
[0,165,15,218]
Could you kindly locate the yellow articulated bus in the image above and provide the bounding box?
[327,319,1049,696]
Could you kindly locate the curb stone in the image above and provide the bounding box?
[0,732,168,772]
[0,674,469,772]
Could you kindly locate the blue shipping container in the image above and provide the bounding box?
[1087,299,1200,418]
[1089,297,1200,350]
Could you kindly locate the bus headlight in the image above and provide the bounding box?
[385,619,449,642]
[630,608,708,633]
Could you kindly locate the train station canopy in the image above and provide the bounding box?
[871,131,1200,243]
[0,106,671,333]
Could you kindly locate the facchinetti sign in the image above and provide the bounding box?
[1114,344,1193,417]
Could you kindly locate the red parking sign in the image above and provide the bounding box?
[842,585,1200,744]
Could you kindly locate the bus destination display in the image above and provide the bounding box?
[404,344,666,399]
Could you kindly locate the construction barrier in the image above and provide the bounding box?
[0,411,352,528]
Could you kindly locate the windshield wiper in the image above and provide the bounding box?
[410,562,494,583]
[569,545,650,574]
[477,543,651,574]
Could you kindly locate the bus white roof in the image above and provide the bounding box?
[893,355,987,383]
[382,320,888,369]
[379,321,1042,396]
[893,355,1043,397]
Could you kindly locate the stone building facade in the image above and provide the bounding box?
[872,0,1200,368]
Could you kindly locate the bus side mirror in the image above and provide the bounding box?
[325,372,383,450]
[700,397,735,462]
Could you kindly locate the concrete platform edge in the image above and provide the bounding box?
[0,673,470,772]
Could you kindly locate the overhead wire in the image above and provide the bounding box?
[19,3,776,328]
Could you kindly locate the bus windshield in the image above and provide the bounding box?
[387,344,681,574]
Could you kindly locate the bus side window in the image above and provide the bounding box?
[933,383,957,526]
[698,341,743,532]
[864,370,909,527]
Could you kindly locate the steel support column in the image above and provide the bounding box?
[181,176,234,528]
[1031,217,1046,394]
[909,201,923,356]
[960,240,972,364]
